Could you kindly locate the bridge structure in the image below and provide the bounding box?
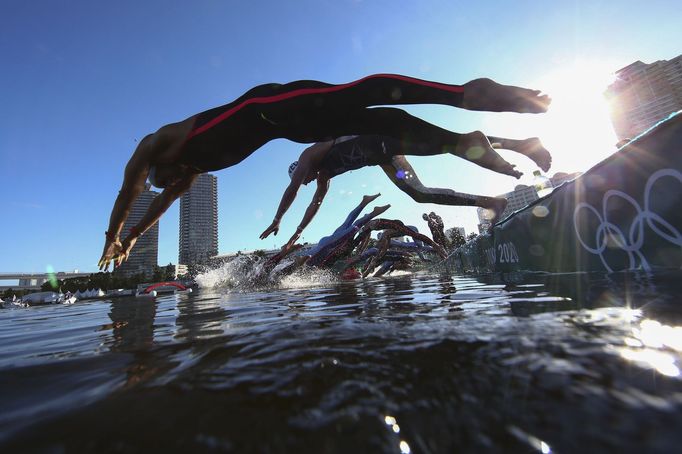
[0,271,91,291]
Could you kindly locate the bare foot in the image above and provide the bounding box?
[504,137,552,172]
[462,78,551,113]
[455,131,523,179]
[370,204,391,217]
[362,193,381,205]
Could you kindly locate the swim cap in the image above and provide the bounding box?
[288,161,299,179]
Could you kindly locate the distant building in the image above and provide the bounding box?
[179,173,218,265]
[116,183,159,277]
[481,184,540,224]
[174,264,188,278]
[475,171,583,230]
[605,54,682,140]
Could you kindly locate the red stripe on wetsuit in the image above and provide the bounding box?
[186,74,464,140]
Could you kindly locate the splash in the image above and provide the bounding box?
[279,266,337,289]
[195,255,338,291]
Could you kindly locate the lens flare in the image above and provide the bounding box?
[46,265,58,290]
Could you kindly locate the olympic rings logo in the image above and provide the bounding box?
[573,168,682,272]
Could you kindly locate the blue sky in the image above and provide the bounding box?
[1,0,680,273]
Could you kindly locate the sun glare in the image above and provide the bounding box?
[484,60,620,176]
[534,61,618,169]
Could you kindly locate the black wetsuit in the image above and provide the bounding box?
[178,74,465,172]
[319,135,392,177]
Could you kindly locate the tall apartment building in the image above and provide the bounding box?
[116,183,159,277]
[605,54,682,140]
[179,173,218,265]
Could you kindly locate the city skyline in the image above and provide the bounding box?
[1,0,679,273]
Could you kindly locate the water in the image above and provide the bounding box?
[2,268,682,453]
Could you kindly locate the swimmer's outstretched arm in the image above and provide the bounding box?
[116,175,198,266]
[259,142,331,242]
[98,147,151,271]
[280,175,330,253]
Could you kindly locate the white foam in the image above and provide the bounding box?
[279,267,338,289]
[195,256,338,291]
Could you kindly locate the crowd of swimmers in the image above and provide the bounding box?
[98,73,552,272]
[251,193,458,283]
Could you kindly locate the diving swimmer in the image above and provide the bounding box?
[99,74,550,270]
[260,132,551,251]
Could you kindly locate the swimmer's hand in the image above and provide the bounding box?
[98,239,123,271]
[282,229,302,253]
[260,220,280,239]
[281,243,304,257]
[118,236,138,266]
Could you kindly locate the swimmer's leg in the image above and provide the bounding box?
[351,204,391,229]
[344,247,379,271]
[264,74,466,115]
[335,194,381,233]
[307,196,380,256]
[343,108,523,178]
[462,78,551,113]
[362,233,394,277]
[269,74,548,114]
[373,261,395,278]
[307,203,388,263]
[381,156,508,225]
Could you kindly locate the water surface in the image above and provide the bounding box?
[1,270,682,453]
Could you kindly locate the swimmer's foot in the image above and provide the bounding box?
[362,193,381,205]
[455,131,523,179]
[462,78,551,113]
[495,137,552,172]
[370,204,391,217]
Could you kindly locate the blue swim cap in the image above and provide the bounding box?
[288,161,298,179]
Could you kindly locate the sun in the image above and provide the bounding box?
[532,60,620,171]
[482,59,620,176]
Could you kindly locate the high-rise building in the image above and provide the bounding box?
[179,173,218,265]
[605,55,682,140]
[116,183,159,277]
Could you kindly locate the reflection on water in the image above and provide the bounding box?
[1,270,682,452]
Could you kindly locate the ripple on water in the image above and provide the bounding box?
[1,270,682,452]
